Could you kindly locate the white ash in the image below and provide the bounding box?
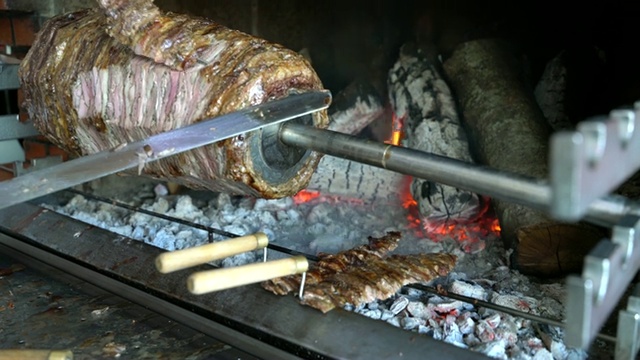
[47,176,585,359]
[353,277,585,360]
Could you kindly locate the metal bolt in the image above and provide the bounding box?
[578,121,607,168]
[610,109,635,150]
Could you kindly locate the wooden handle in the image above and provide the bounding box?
[187,256,309,295]
[155,232,269,273]
[0,350,73,360]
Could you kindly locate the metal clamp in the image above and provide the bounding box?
[616,284,640,360]
[0,115,40,141]
[550,106,640,221]
[566,214,640,349]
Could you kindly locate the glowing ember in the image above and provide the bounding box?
[398,176,501,253]
[293,189,322,204]
[293,189,366,206]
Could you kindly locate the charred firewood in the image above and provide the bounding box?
[534,47,608,132]
[534,52,572,131]
[443,39,604,276]
[19,3,328,199]
[262,231,457,313]
[388,43,482,224]
[306,80,407,203]
[327,80,385,135]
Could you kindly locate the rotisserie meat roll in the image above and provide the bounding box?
[19,1,329,198]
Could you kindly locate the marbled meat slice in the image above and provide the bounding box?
[261,232,457,313]
[261,231,401,295]
[300,253,457,313]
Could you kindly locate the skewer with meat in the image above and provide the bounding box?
[19,0,329,198]
[262,232,458,313]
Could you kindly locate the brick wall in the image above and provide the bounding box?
[4,0,94,18]
[0,14,37,48]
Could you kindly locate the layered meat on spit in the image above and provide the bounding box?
[19,0,329,198]
[262,232,458,313]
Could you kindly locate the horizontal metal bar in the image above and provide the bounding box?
[0,63,20,90]
[584,196,638,227]
[280,123,640,226]
[0,91,331,211]
[281,123,551,209]
[0,114,40,140]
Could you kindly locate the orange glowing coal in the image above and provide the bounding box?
[293,189,321,204]
[292,189,365,206]
[398,175,501,250]
[490,219,501,233]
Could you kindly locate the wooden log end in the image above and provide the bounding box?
[510,223,605,277]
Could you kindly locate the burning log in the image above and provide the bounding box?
[19,3,328,199]
[262,231,457,313]
[388,43,482,224]
[442,39,604,276]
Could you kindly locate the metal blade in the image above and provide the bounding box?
[0,90,331,210]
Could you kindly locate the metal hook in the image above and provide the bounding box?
[298,271,307,299]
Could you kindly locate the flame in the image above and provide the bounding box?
[386,113,406,146]
[490,218,501,233]
[389,131,403,146]
[400,176,417,209]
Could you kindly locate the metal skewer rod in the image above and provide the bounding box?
[0,91,331,211]
[279,123,638,227]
